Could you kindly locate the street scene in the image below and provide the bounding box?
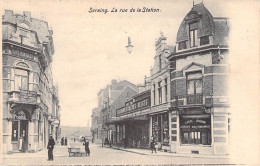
[1,0,260,165]
[2,140,231,165]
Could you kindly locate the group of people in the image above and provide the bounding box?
[47,135,91,161]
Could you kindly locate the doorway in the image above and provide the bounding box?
[11,120,29,152]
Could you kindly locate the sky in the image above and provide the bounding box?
[1,0,231,127]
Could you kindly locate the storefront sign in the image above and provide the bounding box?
[180,118,211,130]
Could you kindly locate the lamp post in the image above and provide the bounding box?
[126,36,134,54]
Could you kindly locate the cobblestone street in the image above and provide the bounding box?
[2,142,232,165]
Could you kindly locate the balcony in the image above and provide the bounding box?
[171,93,213,108]
[187,94,203,105]
[8,90,40,105]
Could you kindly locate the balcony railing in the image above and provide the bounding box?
[8,90,39,104]
[187,94,203,105]
[171,93,213,107]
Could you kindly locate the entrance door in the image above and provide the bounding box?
[20,120,28,151]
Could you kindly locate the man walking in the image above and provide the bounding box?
[47,135,55,161]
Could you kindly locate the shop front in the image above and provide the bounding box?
[180,115,211,145]
[11,110,30,152]
[151,112,169,150]
[176,108,213,154]
[125,117,149,149]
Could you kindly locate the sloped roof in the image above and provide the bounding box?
[213,18,229,45]
[112,80,138,91]
[176,3,214,42]
[110,86,138,111]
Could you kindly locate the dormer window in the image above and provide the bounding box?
[189,22,198,47]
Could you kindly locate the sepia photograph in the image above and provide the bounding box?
[1,0,259,165]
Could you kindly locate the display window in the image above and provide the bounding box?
[152,113,169,144]
[180,115,211,145]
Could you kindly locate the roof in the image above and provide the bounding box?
[213,18,229,45]
[176,3,214,42]
[110,86,138,111]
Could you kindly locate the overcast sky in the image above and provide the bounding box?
[1,0,234,127]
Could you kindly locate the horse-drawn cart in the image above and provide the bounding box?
[68,147,86,157]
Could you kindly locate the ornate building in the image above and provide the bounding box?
[167,3,230,154]
[149,33,175,151]
[2,10,60,153]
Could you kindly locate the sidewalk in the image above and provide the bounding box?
[2,145,69,159]
[103,144,229,159]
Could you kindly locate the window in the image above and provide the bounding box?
[178,41,187,50]
[12,121,18,141]
[200,36,209,45]
[187,72,202,95]
[180,116,211,145]
[164,78,168,102]
[15,69,29,90]
[189,22,198,47]
[153,84,156,105]
[158,81,162,104]
[159,55,162,70]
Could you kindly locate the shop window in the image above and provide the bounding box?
[162,114,169,143]
[200,36,209,45]
[158,81,162,104]
[180,116,211,145]
[12,121,18,141]
[178,41,187,50]
[189,22,198,48]
[15,68,29,91]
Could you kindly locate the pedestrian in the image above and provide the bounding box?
[47,135,55,161]
[150,137,156,153]
[61,137,64,146]
[83,139,90,156]
[65,137,67,146]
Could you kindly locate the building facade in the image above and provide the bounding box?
[2,10,60,153]
[149,33,174,151]
[90,80,138,145]
[115,89,151,148]
[167,3,230,154]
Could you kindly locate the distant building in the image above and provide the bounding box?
[167,3,230,154]
[2,10,60,153]
[91,80,138,144]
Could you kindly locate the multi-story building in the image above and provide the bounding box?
[91,80,138,144]
[149,33,175,151]
[167,3,230,154]
[2,10,60,153]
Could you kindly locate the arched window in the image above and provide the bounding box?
[14,62,30,91]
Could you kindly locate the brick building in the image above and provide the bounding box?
[167,3,230,154]
[2,10,60,153]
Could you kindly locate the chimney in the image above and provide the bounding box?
[23,11,31,21]
[111,79,117,85]
[4,10,13,20]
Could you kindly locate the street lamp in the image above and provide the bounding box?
[126,36,134,54]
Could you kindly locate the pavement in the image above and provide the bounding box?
[102,144,229,159]
[3,142,229,160]
[2,142,233,165]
